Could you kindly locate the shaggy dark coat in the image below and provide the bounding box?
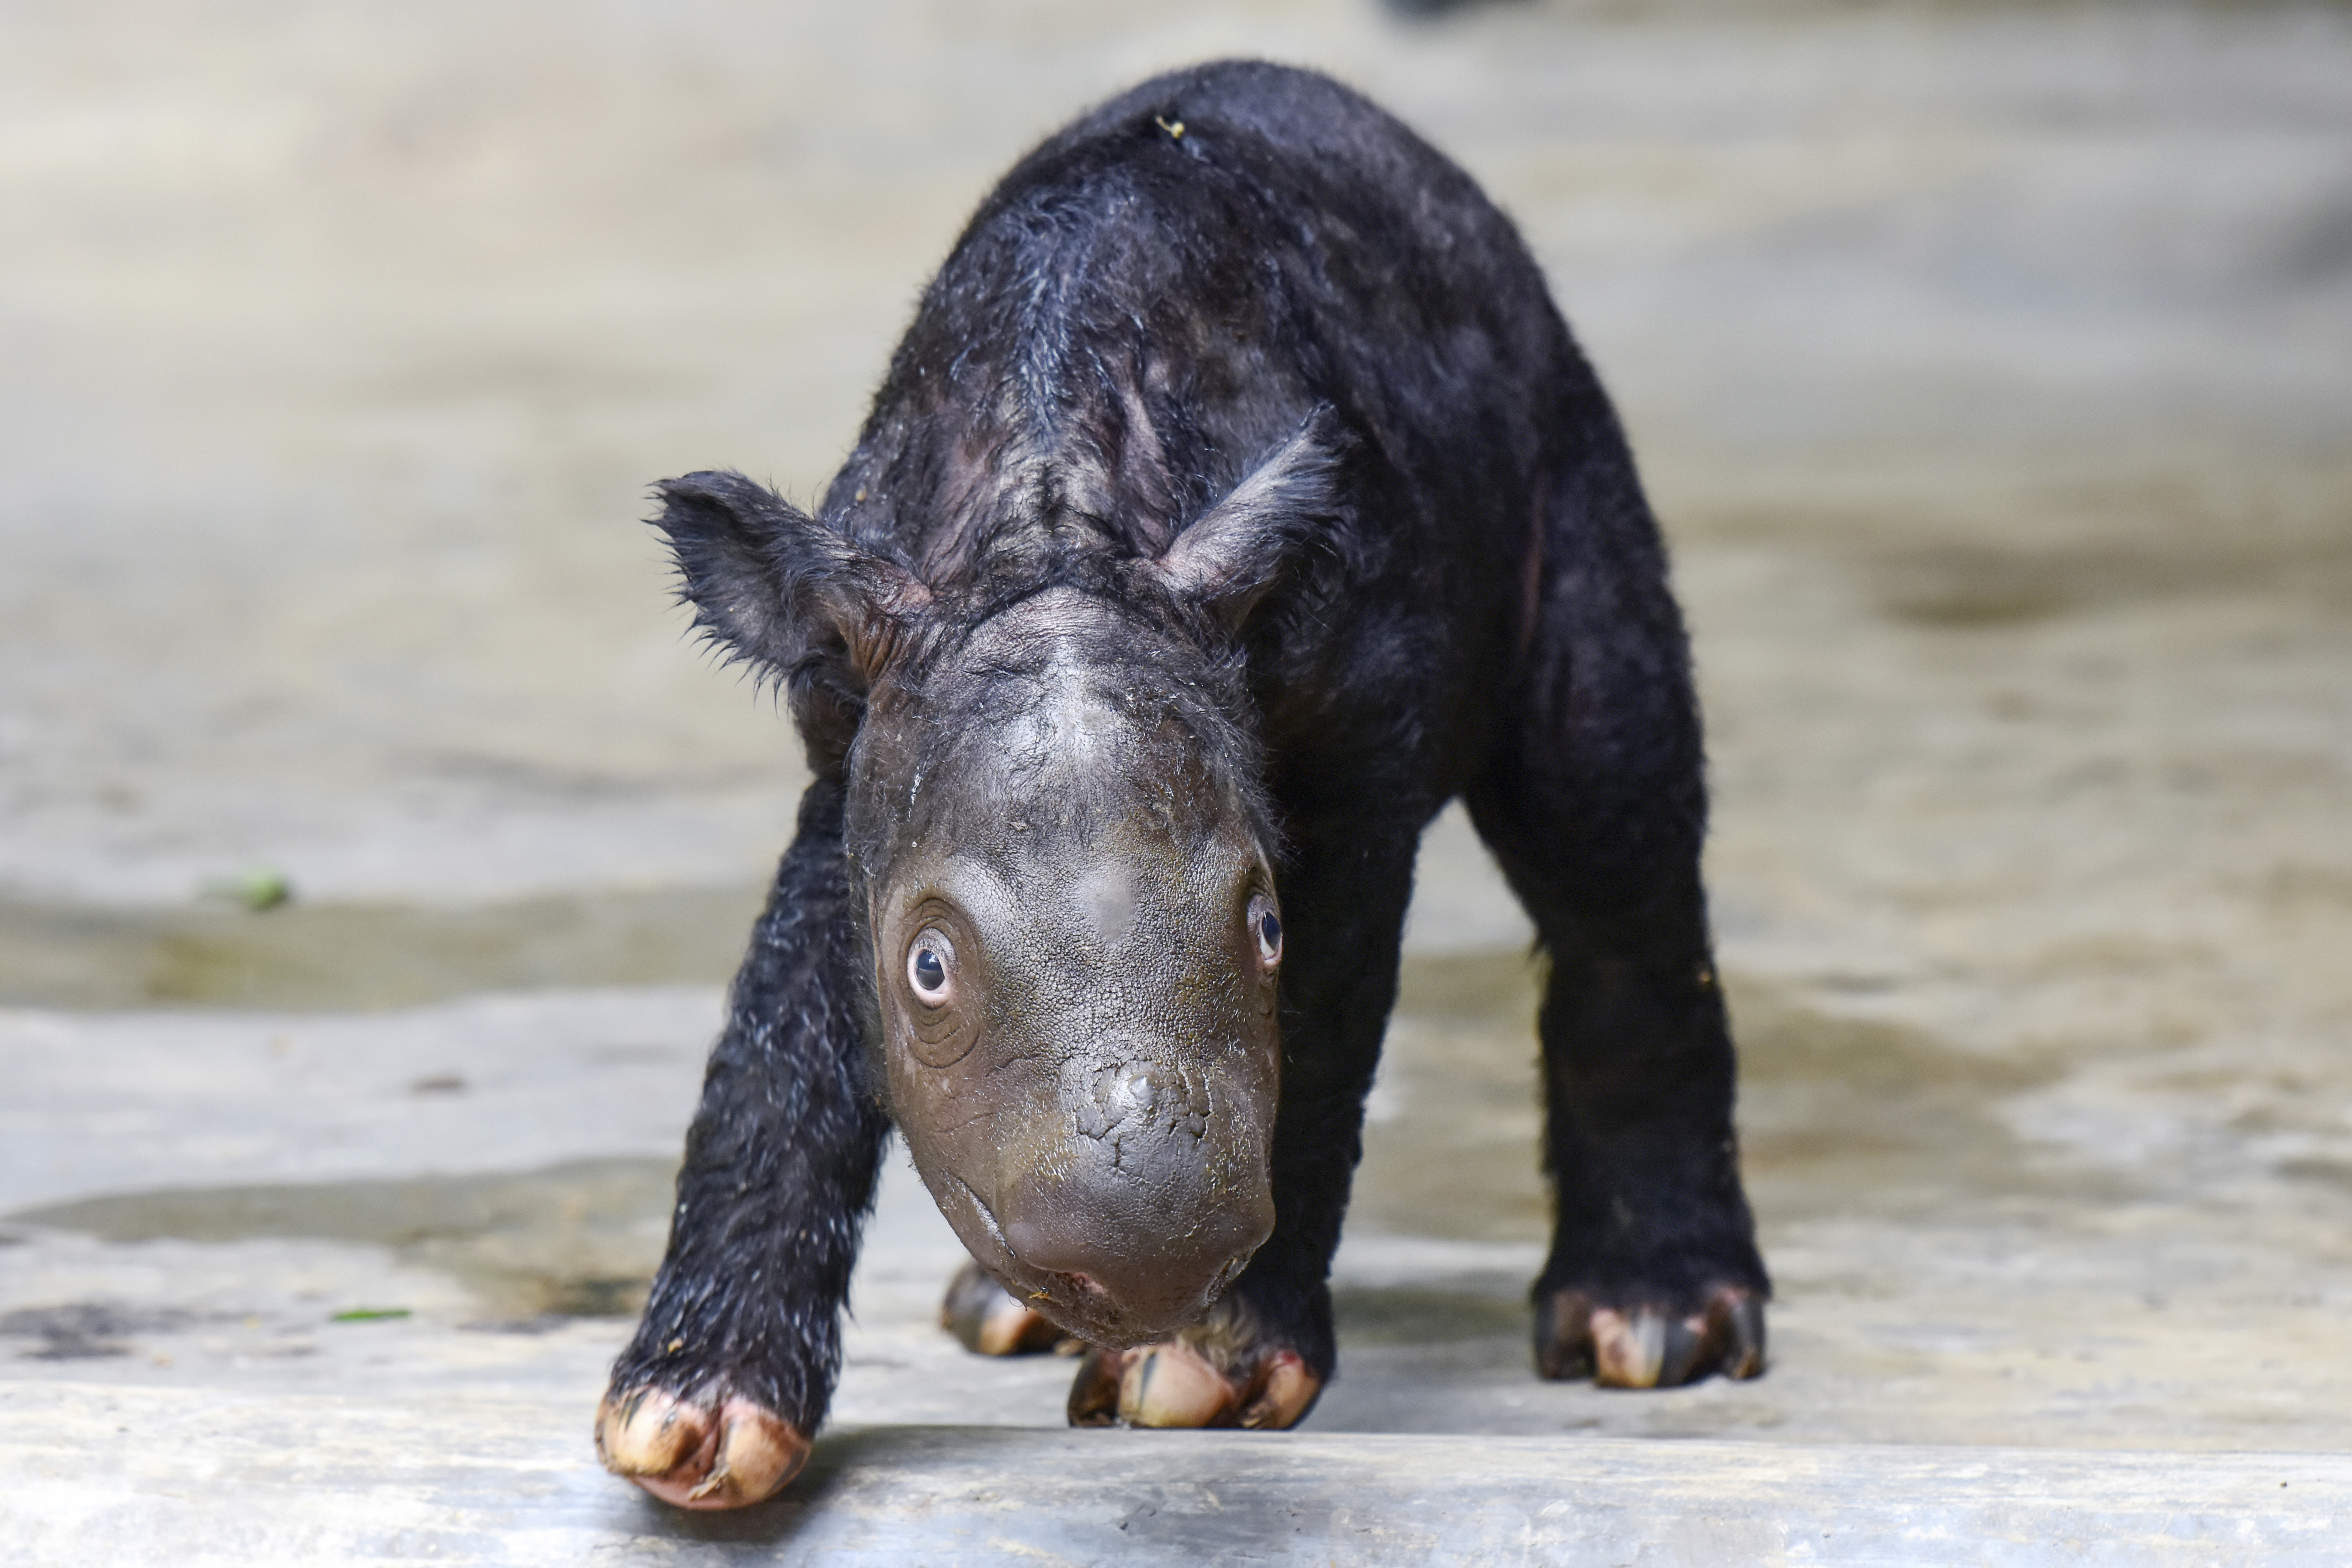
[609,58,1766,1438]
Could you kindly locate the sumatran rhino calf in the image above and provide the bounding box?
[597,60,1767,1508]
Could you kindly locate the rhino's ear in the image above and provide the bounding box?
[1149,412,1343,631]
[652,470,926,693]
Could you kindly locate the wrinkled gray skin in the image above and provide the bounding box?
[847,587,1284,1348]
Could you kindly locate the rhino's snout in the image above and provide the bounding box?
[999,1206,1265,1346]
[1073,1063,1208,1159]
[996,1057,1275,1343]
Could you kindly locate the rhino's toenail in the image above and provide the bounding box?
[1067,1345,1125,1426]
[1533,1289,1598,1381]
[1711,1289,1767,1380]
[1241,1352,1320,1430]
[1592,1309,1667,1388]
[1123,1342,1236,1427]
[1657,1314,1708,1386]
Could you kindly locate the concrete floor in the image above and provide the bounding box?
[4,0,2352,1560]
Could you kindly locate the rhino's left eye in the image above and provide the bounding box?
[907,931,955,1004]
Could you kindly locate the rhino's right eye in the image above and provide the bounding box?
[907,932,955,1005]
[1248,892,1282,966]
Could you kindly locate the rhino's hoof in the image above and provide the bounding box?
[1535,1283,1766,1388]
[940,1259,1070,1356]
[596,1386,809,1510]
[1066,1339,1321,1430]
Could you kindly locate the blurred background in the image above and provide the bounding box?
[4,0,2352,1472]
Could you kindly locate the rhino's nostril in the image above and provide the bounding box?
[949,1175,1010,1254]
[1198,1250,1253,1301]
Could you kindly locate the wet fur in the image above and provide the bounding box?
[612,59,1765,1440]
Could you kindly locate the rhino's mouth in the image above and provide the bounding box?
[933,1169,1251,1349]
[1021,1266,1230,1351]
[945,1173,1010,1254]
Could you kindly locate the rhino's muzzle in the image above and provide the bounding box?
[997,1147,1275,1347]
[916,1052,1277,1348]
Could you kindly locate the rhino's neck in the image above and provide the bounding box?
[841,219,1197,591]
[916,384,1180,593]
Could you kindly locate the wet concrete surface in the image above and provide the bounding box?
[0,886,766,1010]
[8,948,2352,1460]
[5,0,2352,1558]
[11,1393,2350,1568]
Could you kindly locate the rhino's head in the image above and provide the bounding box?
[654,425,1334,1346]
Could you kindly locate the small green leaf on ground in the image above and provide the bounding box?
[329,1307,412,1322]
[200,867,295,911]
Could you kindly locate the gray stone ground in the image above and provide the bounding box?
[4,0,2351,1560]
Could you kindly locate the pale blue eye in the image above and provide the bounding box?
[914,949,945,989]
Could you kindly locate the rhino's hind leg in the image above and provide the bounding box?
[938,1261,1316,1424]
[939,1259,1071,1356]
[1054,820,1422,1431]
[938,1261,1316,1423]
[1536,1282,1765,1388]
[1064,1295,1323,1430]
[1466,445,1770,1391]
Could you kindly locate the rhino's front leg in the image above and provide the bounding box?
[598,777,888,1510]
